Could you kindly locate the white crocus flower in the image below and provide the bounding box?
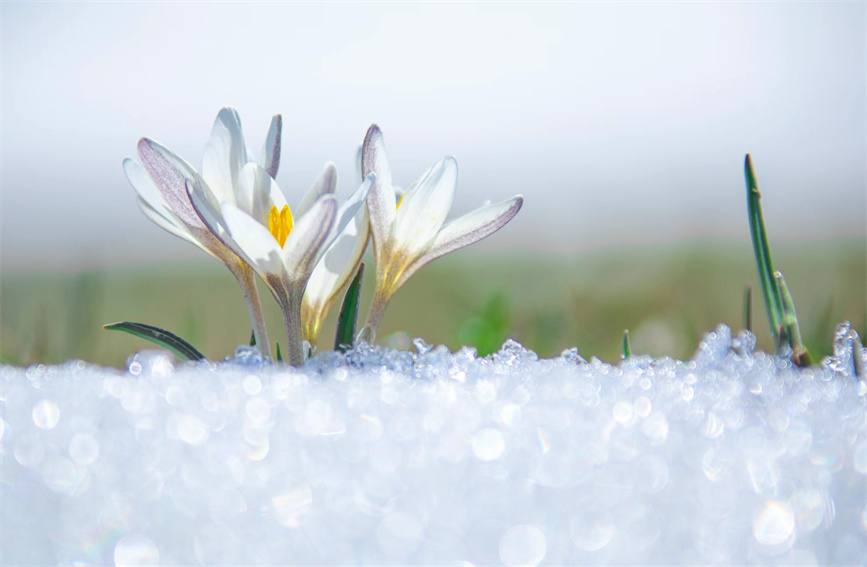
[301,201,370,347]
[187,160,374,365]
[295,145,372,347]
[123,108,281,357]
[358,124,523,343]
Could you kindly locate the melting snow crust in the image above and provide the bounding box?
[1,325,866,566]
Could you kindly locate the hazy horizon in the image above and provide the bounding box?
[2,2,864,272]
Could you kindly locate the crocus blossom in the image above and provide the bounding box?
[187,160,373,365]
[358,124,523,343]
[123,108,280,356]
[300,202,370,347]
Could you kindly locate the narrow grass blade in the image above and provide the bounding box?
[621,329,632,359]
[744,285,752,333]
[744,154,785,342]
[335,263,365,352]
[774,271,813,366]
[275,342,283,363]
[103,321,206,361]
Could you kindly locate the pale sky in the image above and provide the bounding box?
[1,2,864,271]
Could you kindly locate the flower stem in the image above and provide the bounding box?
[279,289,305,367]
[359,288,392,344]
[232,263,271,359]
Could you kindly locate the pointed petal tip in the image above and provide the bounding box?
[137,137,154,153]
[213,107,243,132]
[319,162,338,193]
[217,106,239,118]
[136,137,173,161]
[363,124,383,147]
[510,196,524,216]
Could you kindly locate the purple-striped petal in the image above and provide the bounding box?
[258,114,282,179]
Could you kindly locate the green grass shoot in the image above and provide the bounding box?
[744,154,785,343]
[744,154,815,366]
[102,321,207,361]
[743,285,752,333]
[621,329,632,359]
[459,293,510,357]
[774,271,812,366]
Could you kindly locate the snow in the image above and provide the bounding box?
[1,324,865,566]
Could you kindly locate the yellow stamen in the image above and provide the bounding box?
[396,193,405,209]
[268,205,293,247]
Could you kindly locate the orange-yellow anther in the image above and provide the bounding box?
[268,205,293,247]
[396,193,405,209]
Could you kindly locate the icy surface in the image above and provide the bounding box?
[2,325,866,566]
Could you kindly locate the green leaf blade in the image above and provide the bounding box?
[335,263,365,352]
[744,154,785,342]
[621,329,632,360]
[774,271,813,366]
[103,321,207,361]
[744,285,753,333]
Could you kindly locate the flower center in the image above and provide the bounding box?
[268,205,293,247]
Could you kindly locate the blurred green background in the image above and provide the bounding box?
[2,241,863,368]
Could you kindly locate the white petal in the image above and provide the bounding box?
[355,145,363,184]
[361,125,396,251]
[202,107,249,205]
[266,177,289,212]
[332,174,373,242]
[296,162,337,218]
[304,207,369,308]
[282,195,337,280]
[136,197,202,249]
[301,175,372,304]
[221,203,285,278]
[398,196,524,290]
[392,156,457,256]
[185,178,248,262]
[123,158,172,219]
[136,138,207,230]
[361,124,393,188]
[139,196,240,267]
[237,163,275,224]
[258,114,282,179]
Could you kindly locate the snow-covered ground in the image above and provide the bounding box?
[2,325,865,566]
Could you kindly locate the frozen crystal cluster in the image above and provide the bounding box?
[2,325,866,566]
